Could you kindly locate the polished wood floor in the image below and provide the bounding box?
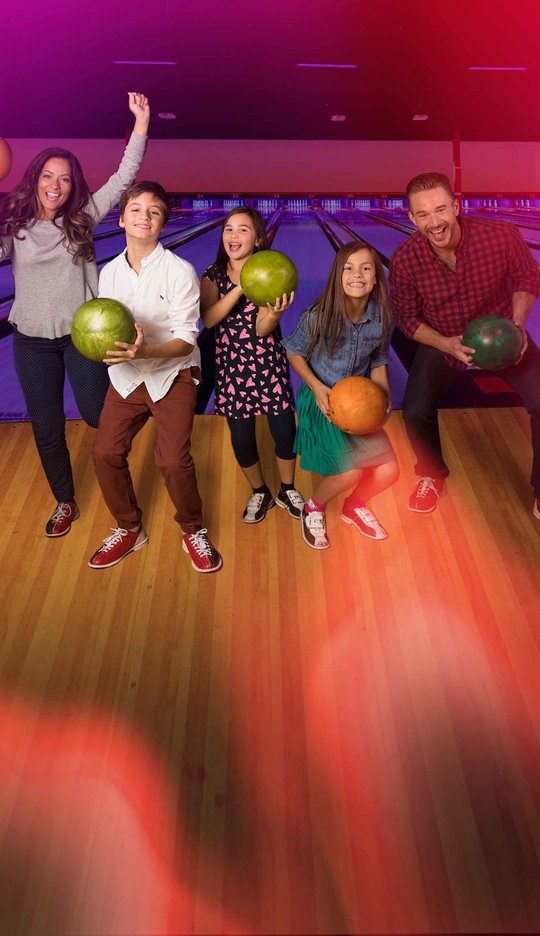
[0,410,539,935]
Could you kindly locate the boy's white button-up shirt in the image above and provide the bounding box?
[98,243,201,401]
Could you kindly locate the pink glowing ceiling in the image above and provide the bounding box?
[2,0,539,140]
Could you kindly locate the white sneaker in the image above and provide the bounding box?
[340,502,388,540]
[242,491,275,523]
[301,507,330,550]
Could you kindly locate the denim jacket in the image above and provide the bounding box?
[281,297,392,387]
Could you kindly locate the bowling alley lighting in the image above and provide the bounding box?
[112,60,177,66]
[331,115,347,121]
[296,63,358,69]
[158,113,176,120]
[468,66,528,71]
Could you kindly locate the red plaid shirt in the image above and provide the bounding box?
[389,218,540,369]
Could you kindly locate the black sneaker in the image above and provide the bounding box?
[242,491,275,524]
[275,487,304,519]
[301,507,330,550]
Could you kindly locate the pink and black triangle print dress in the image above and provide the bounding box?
[202,264,295,419]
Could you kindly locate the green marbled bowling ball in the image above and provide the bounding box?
[462,315,522,369]
[71,298,136,362]
[240,250,298,306]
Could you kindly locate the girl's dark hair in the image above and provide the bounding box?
[305,240,392,359]
[214,207,268,273]
[0,147,95,262]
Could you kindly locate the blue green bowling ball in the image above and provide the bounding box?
[240,250,298,306]
[71,299,136,361]
[462,315,522,369]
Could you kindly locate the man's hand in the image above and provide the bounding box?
[442,334,477,366]
[512,317,529,364]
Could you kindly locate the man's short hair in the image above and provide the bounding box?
[406,172,454,204]
[118,181,170,224]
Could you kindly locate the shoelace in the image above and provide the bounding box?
[306,510,326,532]
[355,505,382,529]
[416,478,437,498]
[100,527,131,552]
[186,529,213,557]
[246,493,265,512]
[285,490,304,509]
[50,502,72,522]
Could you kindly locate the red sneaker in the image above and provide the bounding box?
[534,497,540,520]
[408,477,446,513]
[182,528,222,573]
[45,501,80,537]
[88,526,148,569]
[341,501,388,540]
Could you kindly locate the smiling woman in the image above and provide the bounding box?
[0,92,150,538]
[37,157,73,218]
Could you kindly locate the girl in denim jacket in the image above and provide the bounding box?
[282,241,399,550]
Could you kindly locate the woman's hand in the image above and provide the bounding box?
[128,93,150,135]
[104,323,146,363]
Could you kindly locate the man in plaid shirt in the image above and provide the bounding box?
[390,171,540,518]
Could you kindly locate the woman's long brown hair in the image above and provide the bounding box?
[0,147,95,262]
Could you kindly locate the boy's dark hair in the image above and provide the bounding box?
[406,172,454,204]
[118,181,170,224]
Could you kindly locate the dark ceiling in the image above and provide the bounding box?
[2,0,540,141]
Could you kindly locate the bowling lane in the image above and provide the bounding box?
[262,211,337,400]
[168,223,223,279]
[271,211,336,321]
[2,203,540,420]
[325,209,407,259]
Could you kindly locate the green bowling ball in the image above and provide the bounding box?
[71,298,136,362]
[462,315,522,370]
[240,249,298,306]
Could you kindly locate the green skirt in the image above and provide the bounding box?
[295,382,396,476]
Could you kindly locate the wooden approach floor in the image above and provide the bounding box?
[0,410,539,936]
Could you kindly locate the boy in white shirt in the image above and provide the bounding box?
[89,182,222,573]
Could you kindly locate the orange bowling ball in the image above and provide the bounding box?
[0,138,12,181]
[328,376,387,435]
